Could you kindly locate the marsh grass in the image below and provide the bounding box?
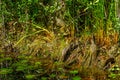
[0,0,120,79]
[0,21,120,80]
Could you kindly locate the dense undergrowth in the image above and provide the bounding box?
[0,23,120,80]
[0,0,120,80]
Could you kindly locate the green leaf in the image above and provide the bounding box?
[70,70,78,74]
[111,68,115,71]
[41,77,47,80]
[5,57,12,60]
[25,74,35,79]
[21,59,28,63]
[28,0,32,3]
[0,68,13,74]
[116,68,120,71]
[16,65,27,71]
[108,73,116,78]
[72,76,81,80]
[35,62,41,65]
[50,74,56,78]
[34,62,41,68]
[34,0,38,3]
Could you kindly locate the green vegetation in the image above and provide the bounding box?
[0,0,120,80]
